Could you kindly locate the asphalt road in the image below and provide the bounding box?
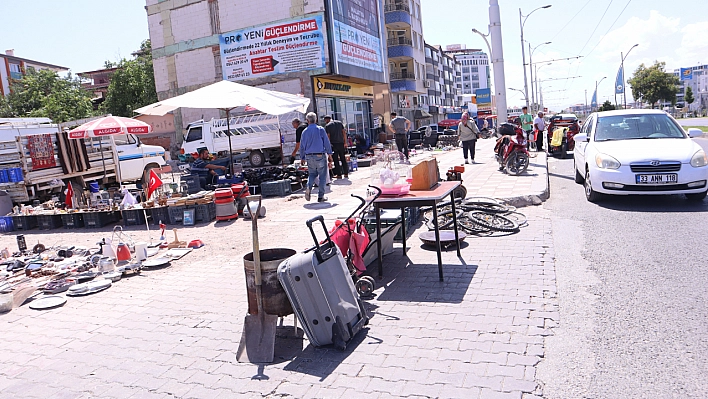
[677,117,708,127]
[537,154,708,398]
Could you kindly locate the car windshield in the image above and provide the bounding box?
[594,114,686,141]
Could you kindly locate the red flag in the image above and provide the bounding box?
[65,182,74,209]
[147,169,162,198]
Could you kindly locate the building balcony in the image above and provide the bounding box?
[9,71,23,80]
[387,44,415,59]
[387,37,413,47]
[390,79,418,93]
[385,3,411,27]
[390,71,416,81]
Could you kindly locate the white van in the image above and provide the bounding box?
[182,113,289,167]
[0,118,166,203]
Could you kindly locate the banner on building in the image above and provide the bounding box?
[615,65,624,94]
[219,14,326,81]
[314,77,374,99]
[329,0,386,83]
[680,68,693,81]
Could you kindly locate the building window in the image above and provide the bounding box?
[472,75,479,81]
[472,82,480,89]
[462,67,469,73]
[471,66,478,73]
[416,4,421,20]
[9,64,21,73]
[425,47,432,58]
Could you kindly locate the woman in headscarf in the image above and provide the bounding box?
[458,112,481,164]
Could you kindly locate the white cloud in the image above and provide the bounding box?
[596,10,681,64]
[676,21,708,66]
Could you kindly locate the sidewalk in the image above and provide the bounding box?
[0,142,555,399]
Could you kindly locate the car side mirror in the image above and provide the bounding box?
[574,133,588,142]
[687,128,703,138]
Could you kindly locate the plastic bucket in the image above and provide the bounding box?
[243,248,296,317]
[89,182,100,193]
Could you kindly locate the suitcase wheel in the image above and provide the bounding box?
[355,277,375,298]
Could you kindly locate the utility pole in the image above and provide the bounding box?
[490,0,508,122]
[519,5,551,110]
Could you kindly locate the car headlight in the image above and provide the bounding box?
[595,153,621,169]
[690,149,708,167]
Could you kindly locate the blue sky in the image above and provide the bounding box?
[2,0,707,112]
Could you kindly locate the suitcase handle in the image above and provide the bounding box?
[306,215,337,263]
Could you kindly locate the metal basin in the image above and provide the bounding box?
[243,248,295,317]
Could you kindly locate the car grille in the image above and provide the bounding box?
[629,161,681,173]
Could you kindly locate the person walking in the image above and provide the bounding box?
[290,117,307,163]
[520,106,534,149]
[323,115,349,179]
[458,112,480,164]
[533,111,546,152]
[299,112,333,202]
[388,112,411,162]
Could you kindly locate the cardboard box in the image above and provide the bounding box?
[411,158,439,190]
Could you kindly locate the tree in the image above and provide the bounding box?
[599,100,616,111]
[627,61,680,109]
[0,68,95,122]
[102,40,157,117]
[685,86,695,107]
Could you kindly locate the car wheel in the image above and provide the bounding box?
[249,150,265,167]
[574,158,584,184]
[560,142,568,159]
[584,168,602,202]
[685,191,707,201]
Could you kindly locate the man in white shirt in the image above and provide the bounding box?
[533,112,546,152]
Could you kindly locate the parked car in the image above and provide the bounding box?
[415,125,446,147]
[573,109,708,202]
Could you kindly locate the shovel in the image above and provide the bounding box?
[236,195,277,363]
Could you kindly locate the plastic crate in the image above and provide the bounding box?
[83,211,118,229]
[260,179,291,197]
[11,215,37,230]
[149,206,170,226]
[122,208,147,226]
[181,175,201,194]
[168,205,187,224]
[0,216,14,232]
[60,213,84,229]
[37,214,63,230]
[195,202,216,222]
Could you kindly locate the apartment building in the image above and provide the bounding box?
[444,46,489,96]
[673,64,708,114]
[145,0,388,146]
[423,43,461,124]
[0,50,68,97]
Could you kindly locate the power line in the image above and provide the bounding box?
[582,0,633,59]
[577,0,614,56]
[549,0,592,42]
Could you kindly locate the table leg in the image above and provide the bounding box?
[450,192,461,257]
[376,205,383,278]
[432,204,444,281]
[400,206,406,256]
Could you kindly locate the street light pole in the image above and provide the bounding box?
[489,0,508,122]
[519,5,551,109]
[595,76,607,111]
[535,62,552,112]
[509,87,528,104]
[528,41,551,111]
[621,44,638,109]
[471,27,496,117]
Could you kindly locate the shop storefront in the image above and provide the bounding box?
[314,77,376,145]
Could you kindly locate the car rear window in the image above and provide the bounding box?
[595,114,686,141]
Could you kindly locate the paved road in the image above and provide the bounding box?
[537,155,708,398]
[677,117,708,127]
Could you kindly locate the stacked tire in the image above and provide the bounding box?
[215,188,238,221]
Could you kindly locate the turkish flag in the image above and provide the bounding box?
[147,169,162,198]
[65,182,74,209]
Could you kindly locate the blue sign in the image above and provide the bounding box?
[680,68,693,81]
[615,65,624,94]
[591,89,597,108]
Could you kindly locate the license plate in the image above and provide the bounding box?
[635,174,678,184]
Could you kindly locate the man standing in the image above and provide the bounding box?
[388,112,411,162]
[323,115,349,179]
[192,148,227,188]
[533,111,546,152]
[299,112,333,202]
[290,117,307,163]
[520,106,534,149]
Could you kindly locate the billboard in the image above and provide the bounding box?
[475,88,492,113]
[219,15,326,81]
[681,68,693,81]
[329,0,386,83]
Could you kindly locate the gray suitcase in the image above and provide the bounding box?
[277,216,369,350]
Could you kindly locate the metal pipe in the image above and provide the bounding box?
[621,44,639,109]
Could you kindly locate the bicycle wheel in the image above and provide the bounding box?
[458,215,492,234]
[502,211,528,228]
[461,201,509,213]
[425,210,462,230]
[468,211,519,232]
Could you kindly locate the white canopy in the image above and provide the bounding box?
[134,80,310,116]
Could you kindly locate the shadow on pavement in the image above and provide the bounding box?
[594,194,708,213]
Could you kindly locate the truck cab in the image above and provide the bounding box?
[112,134,167,182]
[182,114,285,167]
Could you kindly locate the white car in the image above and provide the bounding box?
[573,109,708,202]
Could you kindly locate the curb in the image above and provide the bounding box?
[499,152,550,208]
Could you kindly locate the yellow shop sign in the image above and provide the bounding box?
[315,78,374,99]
